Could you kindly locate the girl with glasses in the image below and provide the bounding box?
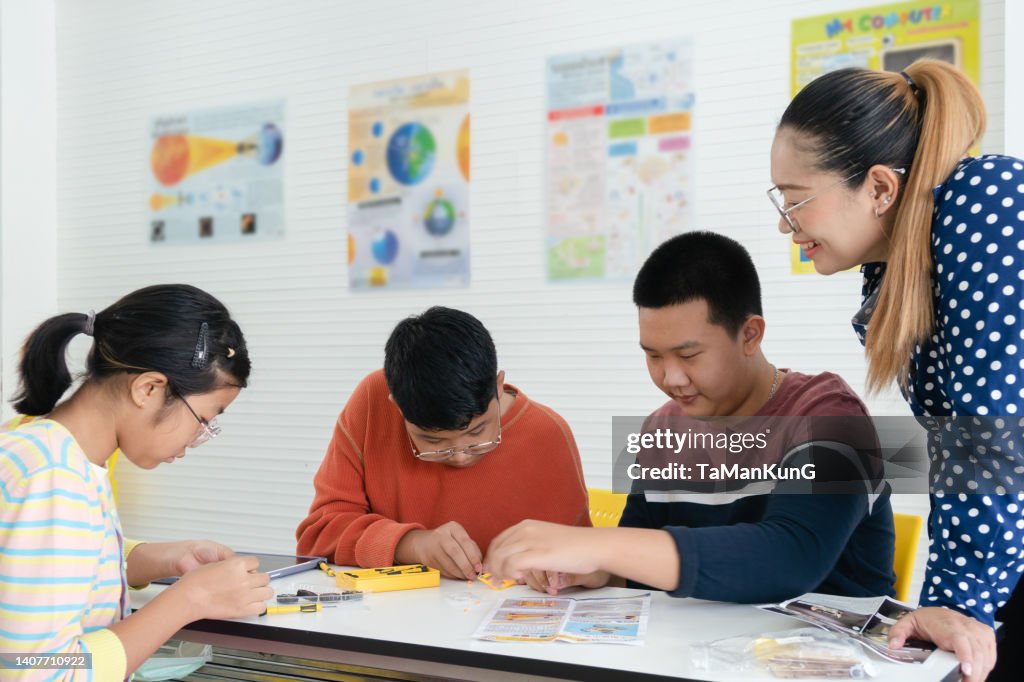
[0,284,273,681]
[770,59,1022,682]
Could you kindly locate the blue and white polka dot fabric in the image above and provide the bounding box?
[853,155,1024,624]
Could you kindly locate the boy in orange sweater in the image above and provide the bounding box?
[296,307,590,579]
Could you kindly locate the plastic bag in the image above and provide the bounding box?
[691,627,877,679]
[134,641,212,681]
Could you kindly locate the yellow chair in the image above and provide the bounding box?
[587,488,628,528]
[107,450,121,506]
[893,513,923,602]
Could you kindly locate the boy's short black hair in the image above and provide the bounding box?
[632,231,763,335]
[384,306,498,431]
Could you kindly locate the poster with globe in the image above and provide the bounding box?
[545,40,695,281]
[147,99,285,244]
[347,70,470,290]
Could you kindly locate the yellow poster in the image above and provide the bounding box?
[789,0,980,274]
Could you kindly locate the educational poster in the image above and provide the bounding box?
[545,40,695,282]
[347,70,470,290]
[789,0,980,274]
[148,99,285,244]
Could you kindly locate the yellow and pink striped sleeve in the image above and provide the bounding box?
[0,423,127,681]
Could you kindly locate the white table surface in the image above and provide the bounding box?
[131,567,961,682]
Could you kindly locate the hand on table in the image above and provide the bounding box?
[171,555,273,621]
[395,521,482,580]
[887,606,996,682]
[126,539,236,585]
[521,569,611,595]
[169,539,235,575]
[483,520,603,583]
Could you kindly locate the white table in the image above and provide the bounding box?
[131,569,962,681]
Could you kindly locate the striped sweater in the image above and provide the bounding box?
[0,418,130,681]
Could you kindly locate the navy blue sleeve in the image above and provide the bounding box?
[619,492,656,530]
[923,155,1024,625]
[665,493,869,603]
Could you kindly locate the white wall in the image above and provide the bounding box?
[1006,1,1023,155]
[0,0,58,420]
[8,0,1004,605]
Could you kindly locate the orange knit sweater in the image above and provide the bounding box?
[296,370,590,567]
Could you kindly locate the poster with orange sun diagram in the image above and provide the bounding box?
[148,99,285,244]
[347,70,470,290]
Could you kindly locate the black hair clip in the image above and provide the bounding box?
[191,322,209,369]
[899,70,922,100]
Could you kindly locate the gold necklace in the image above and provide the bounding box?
[767,365,781,401]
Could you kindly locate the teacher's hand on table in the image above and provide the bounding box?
[887,606,996,682]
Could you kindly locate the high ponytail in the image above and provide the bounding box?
[14,313,94,415]
[865,60,985,392]
[779,59,986,393]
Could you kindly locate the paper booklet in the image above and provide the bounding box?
[757,592,936,664]
[473,593,651,645]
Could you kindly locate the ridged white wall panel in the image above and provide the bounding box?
[54,0,1006,605]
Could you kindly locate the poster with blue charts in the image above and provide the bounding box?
[148,99,285,245]
[546,40,695,281]
[347,70,470,290]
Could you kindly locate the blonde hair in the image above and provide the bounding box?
[867,61,985,392]
[779,59,986,393]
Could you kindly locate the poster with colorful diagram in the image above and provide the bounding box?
[545,39,695,281]
[347,70,470,290]
[148,99,285,244]
[789,0,980,273]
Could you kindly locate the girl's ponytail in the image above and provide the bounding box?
[14,313,94,415]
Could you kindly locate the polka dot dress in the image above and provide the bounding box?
[853,155,1024,624]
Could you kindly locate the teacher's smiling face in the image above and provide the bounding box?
[769,128,893,275]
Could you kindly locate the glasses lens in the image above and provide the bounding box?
[187,419,221,449]
[768,187,790,214]
[276,594,299,604]
[465,440,500,456]
[416,449,455,462]
[768,187,798,231]
[189,429,211,448]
